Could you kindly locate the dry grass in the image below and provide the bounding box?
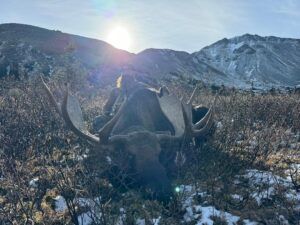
[0,75,299,224]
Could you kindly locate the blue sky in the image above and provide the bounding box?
[1,0,299,53]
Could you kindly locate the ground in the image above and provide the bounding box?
[0,74,299,224]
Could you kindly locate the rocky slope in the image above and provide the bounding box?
[0,23,299,89]
[193,34,300,88]
[0,23,132,82]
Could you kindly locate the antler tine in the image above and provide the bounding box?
[158,85,170,97]
[157,87,214,143]
[187,86,198,105]
[98,98,127,143]
[181,99,214,138]
[193,107,212,129]
[40,75,62,116]
[41,75,127,145]
[181,102,193,136]
[192,106,214,137]
[193,94,217,130]
[61,85,100,144]
[41,76,100,144]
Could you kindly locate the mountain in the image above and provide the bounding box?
[0,23,299,89]
[0,23,224,85]
[193,34,300,88]
[131,48,225,80]
[0,23,133,83]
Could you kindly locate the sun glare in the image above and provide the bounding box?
[107,27,131,51]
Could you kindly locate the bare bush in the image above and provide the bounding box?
[0,75,299,224]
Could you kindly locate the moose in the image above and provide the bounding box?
[41,75,215,201]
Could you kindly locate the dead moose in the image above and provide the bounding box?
[41,76,215,201]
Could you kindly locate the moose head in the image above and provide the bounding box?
[41,77,214,201]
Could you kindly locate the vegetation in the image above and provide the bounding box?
[0,72,299,224]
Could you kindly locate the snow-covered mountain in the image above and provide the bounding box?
[1,23,300,89]
[193,34,300,88]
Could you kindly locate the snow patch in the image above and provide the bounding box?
[78,211,94,225]
[136,218,145,225]
[197,206,240,225]
[54,195,67,213]
[216,121,223,129]
[231,194,243,201]
[181,185,258,225]
[136,217,160,225]
[240,169,300,206]
[229,42,244,53]
[184,205,257,225]
[29,177,39,188]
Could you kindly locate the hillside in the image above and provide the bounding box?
[193,34,300,88]
[1,23,300,88]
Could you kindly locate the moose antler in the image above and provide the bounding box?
[181,102,214,138]
[157,86,214,142]
[180,86,214,138]
[193,96,216,130]
[61,86,100,144]
[40,76,62,116]
[40,76,125,145]
[187,86,198,105]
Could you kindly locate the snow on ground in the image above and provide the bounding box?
[181,168,299,224]
[29,177,39,188]
[286,163,300,178]
[136,217,160,225]
[76,197,102,225]
[231,194,243,201]
[180,185,258,225]
[51,168,298,224]
[77,211,94,225]
[184,202,257,225]
[239,169,300,206]
[54,195,67,213]
[136,218,145,225]
[196,206,240,225]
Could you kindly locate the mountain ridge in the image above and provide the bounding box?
[194,32,300,88]
[0,23,299,89]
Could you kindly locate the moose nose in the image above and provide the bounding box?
[137,158,173,202]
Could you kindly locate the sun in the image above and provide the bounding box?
[107,27,131,51]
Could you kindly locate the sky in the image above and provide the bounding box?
[1,0,300,53]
